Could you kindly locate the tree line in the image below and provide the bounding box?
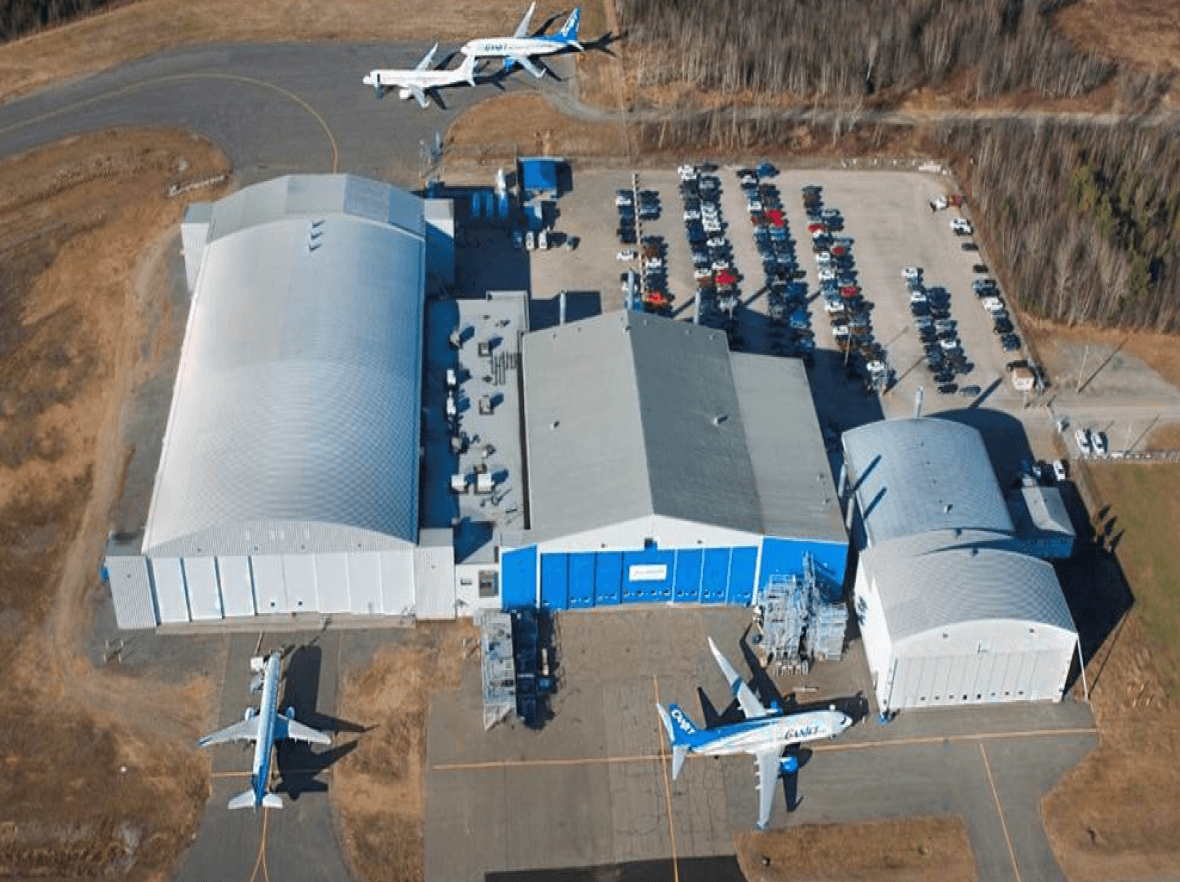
[616,0,1172,110]
[1,0,122,43]
[634,112,1180,331]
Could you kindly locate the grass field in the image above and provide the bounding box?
[1088,463,1180,700]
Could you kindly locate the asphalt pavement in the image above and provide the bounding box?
[0,42,500,187]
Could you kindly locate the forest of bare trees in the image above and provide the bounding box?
[636,112,1179,331]
[617,0,1172,109]
[1,0,122,42]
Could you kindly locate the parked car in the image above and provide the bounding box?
[902,266,922,281]
[1075,428,1092,455]
[937,383,958,394]
[950,218,973,234]
[1000,333,1021,351]
[616,249,637,261]
[1092,431,1109,456]
[958,385,982,398]
[1052,460,1068,482]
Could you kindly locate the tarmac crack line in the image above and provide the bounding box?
[652,676,680,882]
[979,742,1023,882]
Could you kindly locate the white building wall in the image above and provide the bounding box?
[152,558,190,624]
[414,544,455,620]
[536,515,761,554]
[184,557,222,620]
[316,553,351,613]
[381,549,416,616]
[218,556,256,616]
[854,567,894,707]
[455,562,500,615]
[348,552,383,615]
[282,555,318,613]
[253,555,288,614]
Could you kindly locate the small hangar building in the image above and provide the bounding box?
[841,418,1079,712]
[105,174,846,629]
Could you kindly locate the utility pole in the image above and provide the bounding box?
[1076,345,1089,395]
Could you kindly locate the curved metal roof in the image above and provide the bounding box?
[862,542,1077,643]
[142,175,424,555]
[842,418,1013,547]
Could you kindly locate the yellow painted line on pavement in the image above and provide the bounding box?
[1,73,338,173]
[247,805,270,882]
[432,726,1097,772]
[653,676,680,882]
[980,742,1023,882]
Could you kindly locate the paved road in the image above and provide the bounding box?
[0,42,503,187]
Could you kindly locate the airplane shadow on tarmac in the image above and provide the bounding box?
[692,629,871,813]
[275,643,367,801]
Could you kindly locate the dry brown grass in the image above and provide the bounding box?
[1042,463,1180,881]
[444,91,629,169]
[0,128,231,880]
[734,817,976,882]
[1054,0,1180,78]
[1023,316,1180,393]
[331,623,475,882]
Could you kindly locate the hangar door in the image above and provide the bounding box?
[538,545,757,611]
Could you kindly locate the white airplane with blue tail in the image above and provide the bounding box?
[198,651,331,811]
[656,638,853,829]
[362,44,479,108]
[460,3,583,79]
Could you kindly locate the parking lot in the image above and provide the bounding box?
[423,607,1095,882]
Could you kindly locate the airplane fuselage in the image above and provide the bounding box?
[676,706,851,758]
[362,69,469,97]
[461,37,568,60]
[250,652,282,808]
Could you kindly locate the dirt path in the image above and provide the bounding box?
[0,127,232,880]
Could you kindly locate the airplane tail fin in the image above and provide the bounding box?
[461,52,478,87]
[228,789,283,810]
[656,704,692,779]
[556,7,581,47]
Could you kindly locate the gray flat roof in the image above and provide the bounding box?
[842,417,1013,547]
[730,352,844,542]
[142,175,425,556]
[521,311,843,544]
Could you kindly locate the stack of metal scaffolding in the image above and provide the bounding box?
[803,556,847,661]
[755,573,810,675]
[477,610,517,730]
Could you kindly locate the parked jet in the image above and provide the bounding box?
[460,3,583,79]
[362,44,478,108]
[198,651,331,811]
[656,638,853,829]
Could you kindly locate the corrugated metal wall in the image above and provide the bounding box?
[107,556,158,629]
[886,646,1072,708]
[534,544,759,611]
[501,546,537,609]
[758,536,849,601]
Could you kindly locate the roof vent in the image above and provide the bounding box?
[713,413,728,426]
[307,219,324,252]
[943,503,953,514]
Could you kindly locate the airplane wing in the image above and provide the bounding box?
[708,637,770,719]
[409,85,430,108]
[416,43,439,72]
[198,716,260,748]
[513,1,536,38]
[512,54,546,79]
[274,715,331,746]
[753,748,781,830]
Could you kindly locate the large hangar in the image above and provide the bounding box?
[106,175,445,628]
[842,418,1079,712]
[500,312,848,611]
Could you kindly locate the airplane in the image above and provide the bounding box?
[198,650,331,811]
[460,3,583,80]
[656,637,853,830]
[362,44,479,108]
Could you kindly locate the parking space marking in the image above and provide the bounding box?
[432,726,1096,772]
[980,741,1023,882]
[652,676,680,882]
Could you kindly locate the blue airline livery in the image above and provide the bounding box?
[657,638,853,829]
